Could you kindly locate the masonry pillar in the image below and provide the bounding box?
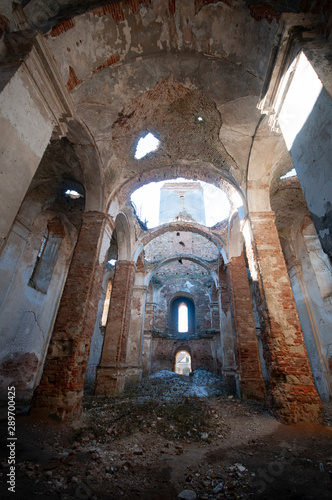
[142,301,156,375]
[210,302,220,330]
[95,260,136,394]
[31,211,109,421]
[218,267,237,393]
[250,212,322,423]
[228,252,266,400]
[125,285,148,387]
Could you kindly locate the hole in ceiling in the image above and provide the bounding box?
[134,132,160,159]
[64,189,84,199]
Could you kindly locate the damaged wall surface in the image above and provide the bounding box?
[0,0,331,425]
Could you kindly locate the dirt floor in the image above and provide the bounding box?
[1,371,332,500]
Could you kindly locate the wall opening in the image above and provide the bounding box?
[171,296,195,335]
[178,302,188,333]
[175,350,191,375]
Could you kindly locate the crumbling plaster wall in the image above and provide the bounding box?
[0,211,77,403]
[40,0,279,198]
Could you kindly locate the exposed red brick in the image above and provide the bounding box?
[31,212,107,421]
[92,0,151,20]
[0,353,38,391]
[248,2,280,24]
[92,53,120,73]
[250,212,322,424]
[92,3,125,23]
[96,261,136,394]
[228,252,266,400]
[49,18,75,38]
[169,0,176,16]
[66,65,82,91]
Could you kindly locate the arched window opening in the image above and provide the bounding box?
[175,350,191,375]
[171,296,195,335]
[28,219,64,294]
[178,302,188,333]
[101,280,112,327]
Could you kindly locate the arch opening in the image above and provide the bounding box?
[175,350,192,375]
[131,177,230,229]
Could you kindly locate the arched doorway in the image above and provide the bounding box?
[175,350,192,375]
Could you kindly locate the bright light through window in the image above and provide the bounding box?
[65,189,82,199]
[178,303,188,333]
[135,132,160,159]
[280,168,297,180]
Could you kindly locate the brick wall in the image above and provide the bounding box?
[250,212,322,423]
[31,212,107,421]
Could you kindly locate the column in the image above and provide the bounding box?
[228,252,266,400]
[124,285,148,387]
[250,212,322,423]
[142,302,156,375]
[218,267,237,393]
[95,260,136,394]
[30,212,109,421]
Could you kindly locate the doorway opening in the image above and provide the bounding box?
[175,350,192,375]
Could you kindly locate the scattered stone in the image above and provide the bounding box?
[178,489,197,500]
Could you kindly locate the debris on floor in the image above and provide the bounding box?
[1,370,332,499]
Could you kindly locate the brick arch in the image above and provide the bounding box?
[145,254,219,288]
[133,222,227,263]
[107,163,246,220]
[174,347,192,374]
[66,118,104,212]
[114,212,131,261]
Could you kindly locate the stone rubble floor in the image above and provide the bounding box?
[1,371,332,500]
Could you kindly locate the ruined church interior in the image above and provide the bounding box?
[0,0,332,498]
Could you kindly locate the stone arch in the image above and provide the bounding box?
[146,254,219,288]
[133,222,227,263]
[114,212,131,261]
[66,118,105,212]
[174,348,192,375]
[108,163,246,223]
[246,116,290,214]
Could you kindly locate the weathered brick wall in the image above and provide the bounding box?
[250,212,322,423]
[31,212,108,421]
[151,338,220,373]
[145,231,219,262]
[228,252,266,399]
[95,260,136,394]
[153,271,214,333]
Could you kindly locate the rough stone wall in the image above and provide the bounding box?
[144,231,219,262]
[153,269,214,334]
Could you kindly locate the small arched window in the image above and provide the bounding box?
[28,219,64,294]
[178,302,188,333]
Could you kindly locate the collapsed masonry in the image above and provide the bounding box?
[0,0,331,425]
